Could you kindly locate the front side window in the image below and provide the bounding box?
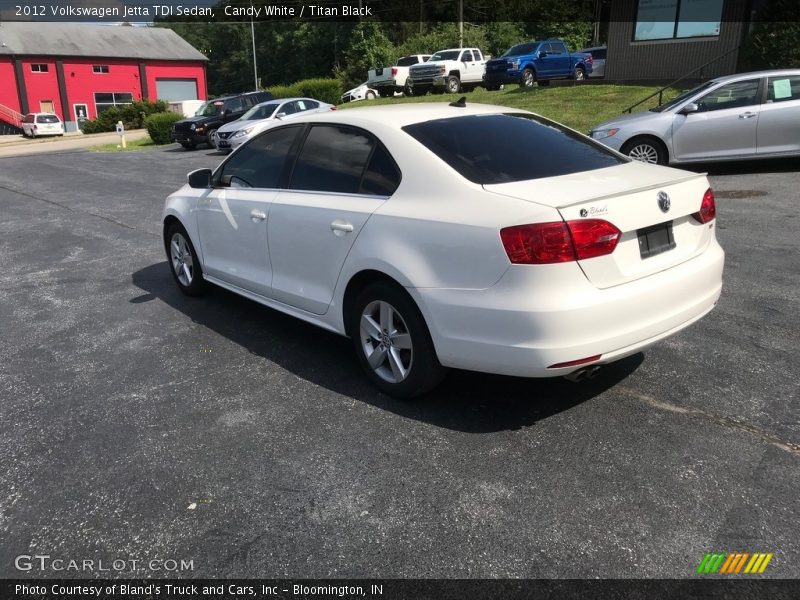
[403,113,625,185]
[290,125,375,194]
[225,97,244,113]
[218,125,301,189]
[241,103,278,120]
[696,79,760,112]
[634,0,722,41]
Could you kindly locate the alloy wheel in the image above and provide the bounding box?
[359,300,413,384]
[170,232,194,286]
[627,143,660,164]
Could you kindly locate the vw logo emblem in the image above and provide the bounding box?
[657,191,671,213]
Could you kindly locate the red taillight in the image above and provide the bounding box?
[567,219,621,260]
[391,67,398,77]
[585,55,593,64]
[500,219,621,264]
[693,188,716,224]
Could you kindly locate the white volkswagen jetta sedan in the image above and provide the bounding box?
[163,103,724,398]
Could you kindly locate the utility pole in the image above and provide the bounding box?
[459,0,463,47]
[251,3,259,90]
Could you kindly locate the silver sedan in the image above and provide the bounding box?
[590,69,800,164]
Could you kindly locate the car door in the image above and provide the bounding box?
[534,44,553,77]
[195,125,303,296]
[547,41,570,75]
[268,124,400,314]
[757,74,800,155]
[671,78,762,161]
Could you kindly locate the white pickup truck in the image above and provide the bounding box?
[406,48,488,95]
[367,55,431,97]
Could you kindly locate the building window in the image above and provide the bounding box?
[634,0,723,41]
[30,64,49,72]
[93,65,110,74]
[94,92,134,114]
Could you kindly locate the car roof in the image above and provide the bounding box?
[710,69,800,84]
[286,102,529,129]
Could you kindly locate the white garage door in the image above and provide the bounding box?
[156,79,198,101]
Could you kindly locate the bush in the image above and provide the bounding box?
[81,100,170,134]
[144,112,184,145]
[267,78,342,105]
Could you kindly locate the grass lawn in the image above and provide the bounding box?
[90,136,172,152]
[337,84,682,134]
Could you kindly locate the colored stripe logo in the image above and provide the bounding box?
[697,552,773,574]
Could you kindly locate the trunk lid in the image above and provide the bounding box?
[484,162,715,289]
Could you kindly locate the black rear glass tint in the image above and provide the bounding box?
[402,113,625,184]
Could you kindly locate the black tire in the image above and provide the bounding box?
[206,128,218,149]
[179,141,196,150]
[165,222,206,296]
[351,282,447,398]
[573,66,586,81]
[365,90,377,100]
[445,75,461,94]
[519,68,535,88]
[621,136,668,165]
[403,82,415,96]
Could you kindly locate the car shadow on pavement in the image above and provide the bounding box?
[680,156,800,176]
[132,262,643,433]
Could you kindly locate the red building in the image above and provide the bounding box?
[0,22,208,133]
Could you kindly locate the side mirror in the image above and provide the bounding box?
[188,168,212,189]
[679,102,699,115]
[538,50,548,58]
[276,112,287,119]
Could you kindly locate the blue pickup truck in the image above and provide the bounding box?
[484,39,593,89]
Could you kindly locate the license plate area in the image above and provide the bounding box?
[638,221,675,259]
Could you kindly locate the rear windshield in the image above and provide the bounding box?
[402,113,625,184]
[37,115,60,123]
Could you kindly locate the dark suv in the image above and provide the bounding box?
[172,91,273,149]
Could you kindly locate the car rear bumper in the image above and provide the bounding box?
[412,240,724,377]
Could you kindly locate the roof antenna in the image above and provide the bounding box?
[449,96,467,107]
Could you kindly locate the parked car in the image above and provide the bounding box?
[590,69,800,164]
[341,82,380,103]
[171,91,273,150]
[22,112,64,137]
[368,54,431,97]
[580,46,607,78]
[215,97,336,153]
[407,48,488,94]
[484,39,593,89]
[162,102,724,398]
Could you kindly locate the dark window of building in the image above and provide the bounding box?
[290,125,375,194]
[634,0,723,41]
[95,92,134,114]
[93,65,110,74]
[218,126,301,189]
[30,64,48,73]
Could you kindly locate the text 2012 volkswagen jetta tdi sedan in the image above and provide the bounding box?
[163,103,724,398]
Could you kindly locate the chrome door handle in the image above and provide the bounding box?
[250,209,266,222]
[739,112,757,119]
[330,220,354,233]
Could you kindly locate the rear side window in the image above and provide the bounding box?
[218,125,301,189]
[767,75,800,103]
[290,125,375,194]
[37,115,60,123]
[403,113,625,184]
[361,145,401,196]
[592,49,607,60]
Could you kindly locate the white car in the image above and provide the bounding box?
[162,103,724,398]
[214,97,335,152]
[341,82,379,103]
[22,112,64,137]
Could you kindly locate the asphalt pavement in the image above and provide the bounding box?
[0,145,798,579]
